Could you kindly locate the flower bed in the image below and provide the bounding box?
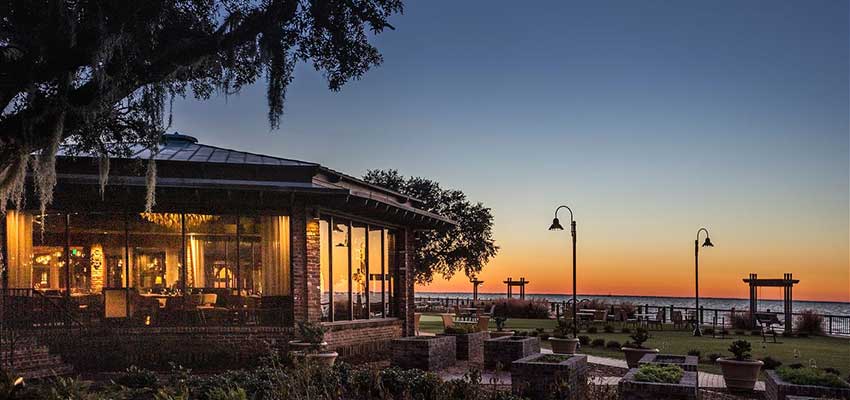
[619,365,698,400]
[765,368,850,400]
[438,330,488,363]
[638,354,699,372]
[483,336,540,370]
[390,335,456,371]
[511,353,587,400]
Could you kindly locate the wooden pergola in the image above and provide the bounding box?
[742,273,799,328]
[470,278,484,301]
[504,277,529,300]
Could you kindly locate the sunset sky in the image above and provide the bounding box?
[170,1,849,302]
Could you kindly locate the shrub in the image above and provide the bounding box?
[578,335,591,345]
[553,318,574,338]
[760,356,782,370]
[619,302,636,316]
[603,325,615,333]
[494,316,508,331]
[730,311,753,330]
[539,333,550,341]
[687,349,701,358]
[591,338,606,347]
[824,367,842,376]
[620,327,631,334]
[582,299,609,311]
[795,310,824,336]
[776,366,850,388]
[706,353,723,364]
[702,327,714,335]
[586,327,598,334]
[634,364,684,384]
[728,340,753,361]
[624,327,650,349]
[115,365,159,389]
[605,340,621,349]
[444,324,479,334]
[492,299,550,319]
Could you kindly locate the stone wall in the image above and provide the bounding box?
[619,369,698,400]
[438,331,488,363]
[483,336,540,370]
[324,318,404,360]
[764,370,850,400]
[512,354,588,400]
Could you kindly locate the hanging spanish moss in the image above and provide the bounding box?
[0,150,29,213]
[145,153,157,213]
[32,115,64,218]
[98,152,110,200]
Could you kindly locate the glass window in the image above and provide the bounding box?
[26,213,64,293]
[128,213,185,294]
[185,215,238,290]
[386,229,398,317]
[68,213,127,294]
[368,226,384,318]
[331,218,351,321]
[319,218,331,321]
[351,222,367,320]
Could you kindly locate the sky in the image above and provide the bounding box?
[171,1,850,302]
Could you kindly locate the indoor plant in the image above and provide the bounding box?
[621,327,659,368]
[289,322,338,366]
[716,340,763,392]
[549,318,580,354]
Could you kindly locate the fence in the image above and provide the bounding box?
[413,296,850,336]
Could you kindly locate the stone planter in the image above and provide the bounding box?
[484,336,540,370]
[489,330,515,338]
[438,331,488,363]
[764,370,850,400]
[638,354,699,372]
[622,347,659,368]
[550,337,580,354]
[391,335,456,371]
[619,368,698,400]
[512,353,588,400]
[717,358,763,392]
[305,351,339,367]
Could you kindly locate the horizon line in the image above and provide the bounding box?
[416,290,850,304]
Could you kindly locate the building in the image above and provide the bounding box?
[0,132,452,371]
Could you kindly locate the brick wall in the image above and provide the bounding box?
[324,318,403,360]
[396,228,415,336]
[43,326,294,371]
[291,201,308,322]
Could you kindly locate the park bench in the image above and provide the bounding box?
[755,312,782,343]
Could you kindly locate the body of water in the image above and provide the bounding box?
[417,292,850,316]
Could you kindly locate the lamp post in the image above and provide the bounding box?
[693,227,714,336]
[549,205,577,338]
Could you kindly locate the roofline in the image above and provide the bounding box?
[317,166,427,207]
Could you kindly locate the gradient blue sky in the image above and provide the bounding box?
[171,1,850,301]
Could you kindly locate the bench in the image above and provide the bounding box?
[755,312,782,343]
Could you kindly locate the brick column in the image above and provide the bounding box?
[290,201,322,324]
[396,228,416,336]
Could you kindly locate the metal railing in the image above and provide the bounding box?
[1,288,84,337]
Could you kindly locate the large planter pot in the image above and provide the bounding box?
[550,337,580,355]
[619,368,698,400]
[305,351,339,367]
[391,335,456,371]
[512,353,588,400]
[288,340,327,352]
[438,331,489,363]
[717,358,763,392]
[489,330,515,338]
[764,369,850,400]
[621,347,659,368]
[484,336,540,370]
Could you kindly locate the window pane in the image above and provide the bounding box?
[239,217,261,295]
[351,223,367,320]
[185,215,237,291]
[368,226,383,318]
[331,218,350,320]
[68,213,127,293]
[128,213,185,293]
[25,213,63,293]
[385,229,397,317]
[319,218,331,321]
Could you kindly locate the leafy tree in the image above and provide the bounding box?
[362,169,498,284]
[0,0,402,213]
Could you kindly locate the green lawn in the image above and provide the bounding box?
[419,315,850,375]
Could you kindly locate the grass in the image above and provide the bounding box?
[419,315,850,375]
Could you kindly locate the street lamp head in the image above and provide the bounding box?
[702,236,714,247]
[548,217,564,231]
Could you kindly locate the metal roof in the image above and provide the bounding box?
[57,132,317,167]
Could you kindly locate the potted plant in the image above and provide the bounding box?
[621,327,659,368]
[716,340,763,392]
[289,322,338,366]
[549,318,580,354]
[490,316,514,338]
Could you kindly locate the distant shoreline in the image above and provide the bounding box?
[416,291,850,305]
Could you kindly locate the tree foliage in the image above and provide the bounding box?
[0,0,402,212]
[363,169,499,284]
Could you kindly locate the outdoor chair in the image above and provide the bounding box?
[618,310,637,328]
[646,310,664,330]
[671,311,686,330]
[755,312,782,343]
